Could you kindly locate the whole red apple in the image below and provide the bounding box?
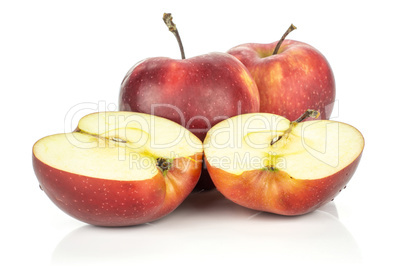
[33,112,203,226]
[119,14,260,190]
[227,25,335,121]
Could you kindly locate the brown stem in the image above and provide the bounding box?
[272,24,297,55]
[270,109,320,146]
[163,13,186,59]
[294,109,320,123]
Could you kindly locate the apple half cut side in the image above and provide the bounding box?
[33,111,203,226]
[203,113,364,216]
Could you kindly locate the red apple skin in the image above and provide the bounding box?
[119,52,260,142]
[33,153,203,227]
[205,152,362,216]
[227,40,335,121]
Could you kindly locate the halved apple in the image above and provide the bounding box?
[33,111,203,226]
[203,112,364,216]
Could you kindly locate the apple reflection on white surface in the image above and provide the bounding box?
[52,190,361,267]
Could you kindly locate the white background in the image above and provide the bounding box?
[1,0,400,267]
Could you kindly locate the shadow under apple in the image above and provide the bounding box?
[52,190,361,267]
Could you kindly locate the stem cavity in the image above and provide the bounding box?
[272,24,297,55]
[163,13,186,59]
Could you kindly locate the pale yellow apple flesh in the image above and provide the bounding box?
[34,112,203,181]
[204,113,364,180]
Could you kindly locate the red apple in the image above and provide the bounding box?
[227,25,335,121]
[119,52,259,141]
[203,111,364,215]
[33,111,203,226]
[119,14,260,190]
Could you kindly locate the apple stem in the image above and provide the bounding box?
[272,24,297,55]
[270,109,319,146]
[163,13,186,59]
[294,109,320,123]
